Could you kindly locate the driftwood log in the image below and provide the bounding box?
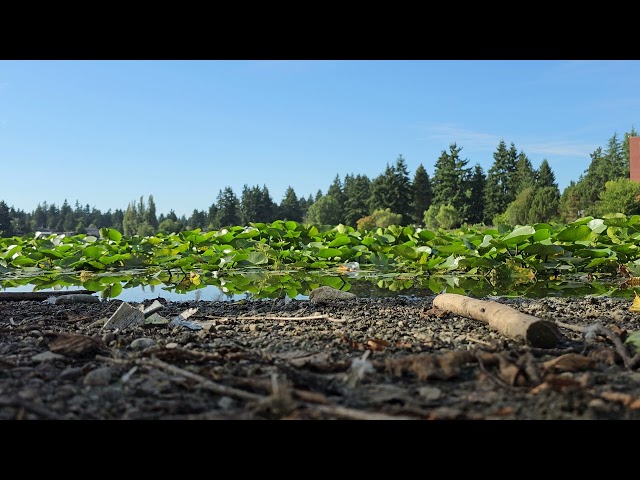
[432,293,563,348]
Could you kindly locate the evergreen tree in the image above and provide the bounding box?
[431,143,471,225]
[122,202,138,236]
[512,153,536,195]
[411,164,432,225]
[392,155,413,225]
[343,174,371,227]
[573,147,609,215]
[240,184,261,224]
[536,159,557,189]
[112,209,124,233]
[279,186,303,222]
[0,200,14,237]
[466,164,486,225]
[216,187,241,227]
[145,195,159,230]
[207,203,219,229]
[258,185,277,222]
[529,186,560,223]
[623,127,639,169]
[327,174,346,221]
[368,155,413,225]
[605,132,627,180]
[369,163,396,213]
[483,140,519,224]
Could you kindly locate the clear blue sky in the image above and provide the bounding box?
[0,60,638,219]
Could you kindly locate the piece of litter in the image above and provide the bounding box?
[169,308,201,330]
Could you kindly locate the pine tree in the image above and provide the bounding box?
[431,143,471,224]
[344,174,371,227]
[512,153,536,195]
[483,140,519,224]
[466,164,486,225]
[327,174,345,222]
[411,164,432,225]
[216,187,241,228]
[0,200,14,237]
[145,195,159,230]
[536,159,557,189]
[392,155,413,225]
[279,186,303,222]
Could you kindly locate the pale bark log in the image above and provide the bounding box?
[432,293,563,348]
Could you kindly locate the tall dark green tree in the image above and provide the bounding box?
[536,159,557,189]
[369,163,396,214]
[431,143,471,224]
[216,187,241,228]
[466,164,486,225]
[145,195,159,230]
[369,155,413,225]
[392,155,413,225]
[512,153,536,195]
[483,140,519,224]
[343,174,371,227]
[0,200,14,237]
[410,164,432,225]
[279,186,303,222]
[326,174,346,222]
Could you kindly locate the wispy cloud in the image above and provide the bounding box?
[419,123,597,159]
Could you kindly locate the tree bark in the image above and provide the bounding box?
[432,293,563,348]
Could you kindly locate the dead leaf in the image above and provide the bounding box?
[542,353,596,373]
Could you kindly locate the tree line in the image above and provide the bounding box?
[0,127,637,237]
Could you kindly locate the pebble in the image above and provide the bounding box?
[83,367,112,386]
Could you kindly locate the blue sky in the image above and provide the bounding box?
[0,60,638,219]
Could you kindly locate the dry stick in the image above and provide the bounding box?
[96,355,263,401]
[96,355,412,419]
[432,293,563,348]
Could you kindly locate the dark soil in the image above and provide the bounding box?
[3,292,640,420]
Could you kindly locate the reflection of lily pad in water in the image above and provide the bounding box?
[0,267,632,302]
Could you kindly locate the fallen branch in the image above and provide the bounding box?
[432,293,563,348]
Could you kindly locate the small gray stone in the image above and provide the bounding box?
[129,337,156,350]
[309,286,356,303]
[32,351,65,362]
[83,367,112,386]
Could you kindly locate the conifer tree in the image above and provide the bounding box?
[431,143,471,224]
[343,174,371,227]
[411,164,432,225]
[483,140,519,224]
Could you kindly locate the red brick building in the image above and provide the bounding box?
[631,136,640,182]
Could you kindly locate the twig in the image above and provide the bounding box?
[96,355,263,402]
[556,321,588,333]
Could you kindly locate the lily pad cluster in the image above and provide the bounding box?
[1,215,640,299]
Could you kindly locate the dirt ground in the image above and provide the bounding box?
[3,289,640,420]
